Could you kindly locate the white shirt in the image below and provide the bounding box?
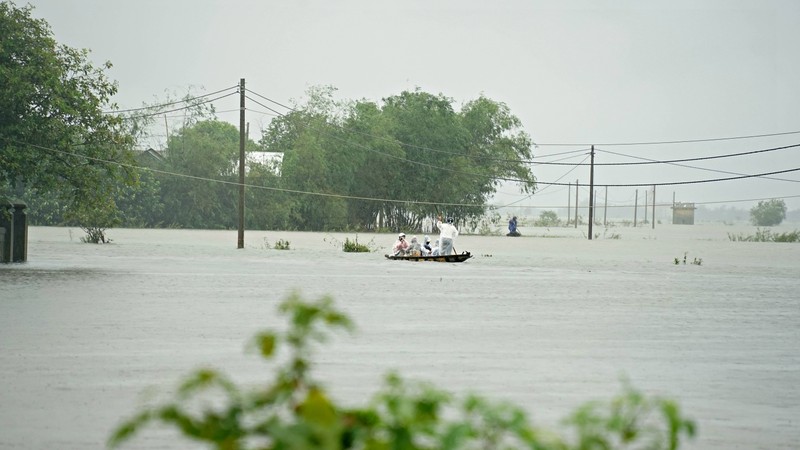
[436,220,459,240]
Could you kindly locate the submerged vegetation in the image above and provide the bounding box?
[324,235,378,252]
[110,293,696,450]
[674,252,702,265]
[263,238,291,250]
[342,236,372,253]
[727,228,800,243]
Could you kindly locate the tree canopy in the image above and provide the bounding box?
[0,2,136,209]
[256,87,536,231]
[2,1,539,233]
[750,199,786,227]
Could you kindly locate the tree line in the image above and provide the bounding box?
[1,3,536,233]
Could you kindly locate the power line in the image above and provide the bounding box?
[594,143,800,166]
[244,87,800,175]
[492,194,800,210]
[533,130,800,147]
[102,85,239,114]
[11,139,493,209]
[13,138,800,210]
[592,149,800,183]
[116,91,239,120]
[245,87,552,166]
[500,154,590,208]
[244,96,287,117]
[591,167,800,187]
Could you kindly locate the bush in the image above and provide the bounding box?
[534,210,561,227]
[343,237,371,252]
[110,293,696,450]
[728,228,800,243]
[750,199,786,226]
[263,238,291,250]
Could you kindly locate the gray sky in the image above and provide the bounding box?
[27,0,800,212]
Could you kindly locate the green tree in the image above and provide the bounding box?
[157,120,252,228]
[115,167,165,228]
[750,199,786,226]
[341,100,405,231]
[110,293,696,450]
[0,2,136,220]
[258,88,536,232]
[259,86,352,231]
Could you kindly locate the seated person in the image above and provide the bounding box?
[407,235,423,256]
[422,235,433,255]
[431,239,440,256]
[392,233,409,256]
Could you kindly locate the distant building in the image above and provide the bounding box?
[671,202,697,225]
[135,147,165,162]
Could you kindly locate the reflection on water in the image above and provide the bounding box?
[1,226,798,449]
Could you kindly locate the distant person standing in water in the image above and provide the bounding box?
[436,215,459,255]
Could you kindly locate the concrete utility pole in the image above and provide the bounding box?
[652,185,656,229]
[238,78,245,249]
[567,182,571,227]
[588,146,595,240]
[574,178,579,228]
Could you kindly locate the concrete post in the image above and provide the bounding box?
[12,202,27,262]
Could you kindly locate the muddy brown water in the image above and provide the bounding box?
[1,225,798,449]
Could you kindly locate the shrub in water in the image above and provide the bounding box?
[343,237,370,253]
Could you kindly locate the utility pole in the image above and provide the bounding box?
[634,190,639,227]
[652,185,656,229]
[603,186,608,226]
[567,182,571,227]
[644,190,649,225]
[574,178,579,228]
[588,145,595,240]
[238,78,245,249]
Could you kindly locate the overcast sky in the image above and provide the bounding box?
[26,0,800,213]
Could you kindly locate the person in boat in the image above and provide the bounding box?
[431,239,440,256]
[422,235,432,255]
[436,215,459,255]
[507,216,521,236]
[407,235,423,256]
[392,233,409,256]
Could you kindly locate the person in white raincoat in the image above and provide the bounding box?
[435,216,459,256]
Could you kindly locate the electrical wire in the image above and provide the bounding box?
[10,139,495,209]
[114,91,239,120]
[498,154,590,208]
[533,130,800,147]
[102,85,239,114]
[10,138,800,211]
[245,87,554,165]
[594,143,800,166]
[595,147,800,183]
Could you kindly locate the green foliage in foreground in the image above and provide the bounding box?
[109,293,696,450]
[727,228,800,243]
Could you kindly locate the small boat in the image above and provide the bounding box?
[385,252,473,263]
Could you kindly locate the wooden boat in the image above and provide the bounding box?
[385,251,473,263]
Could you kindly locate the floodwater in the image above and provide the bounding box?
[1,224,798,449]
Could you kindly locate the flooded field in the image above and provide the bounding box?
[1,224,798,449]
